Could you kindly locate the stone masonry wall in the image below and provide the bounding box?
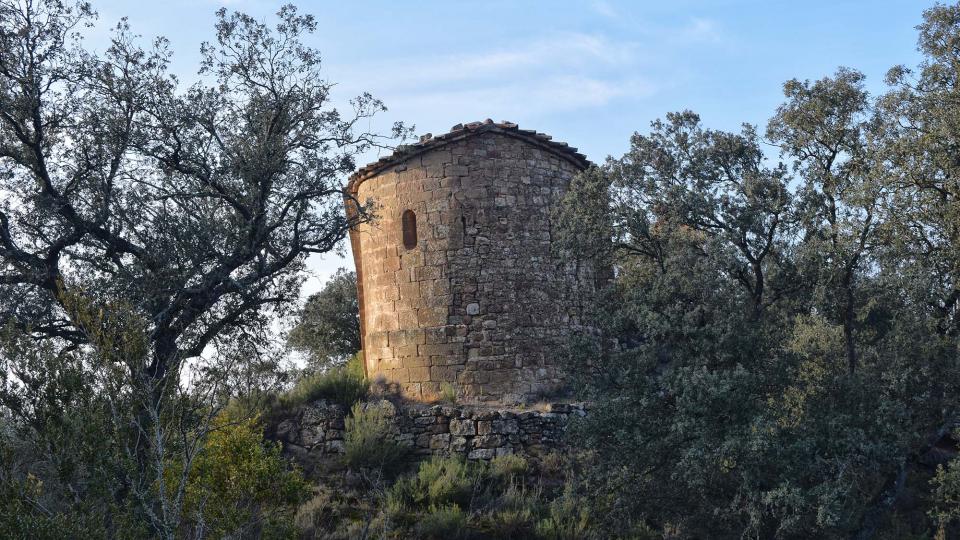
[350,125,596,405]
[273,399,586,469]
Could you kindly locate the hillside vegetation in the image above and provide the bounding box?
[2,0,960,538]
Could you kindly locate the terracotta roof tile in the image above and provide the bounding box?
[347,120,590,193]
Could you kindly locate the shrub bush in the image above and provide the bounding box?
[335,453,595,539]
[932,452,960,540]
[489,454,529,484]
[534,481,591,540]
[342,402,408,474]
[417,455,479,509]
[278,353,368,410]
[439,382,457,403]
[415,504,469,540]
[487,507,536,538]
[179,414,309,539]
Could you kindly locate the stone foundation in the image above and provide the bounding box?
[272,398,586,469]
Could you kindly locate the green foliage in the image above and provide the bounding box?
[534,482,593,540]
[416,455,479,508]
[439,382,457,404]
[0,473,123,540]
[553,5,960,537]
[0,0,403,535]
[288,269,362,369]
[377,454,587,539]
[0,313,156,538]
[278,357,368,411]
[179,414,309,538]
[342,402,409,474]
[489,453,530,484]
[487,506,536,539]
[415,504,469,540]
[345,351,367,380]
[931,451,960,540]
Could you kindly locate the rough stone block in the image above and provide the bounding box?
[474,434,504,449]
[430,365,459,382]
[468,448,495,460]
[493,419,519,434]
[408,366,430,382]
[429,433,451,449]
[451,436,469,453]
[449,418,476,436]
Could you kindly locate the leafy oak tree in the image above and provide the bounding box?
[0,0,406,394]
[0,0,407,536]
[559,8,960,537]
[288,268,361,370]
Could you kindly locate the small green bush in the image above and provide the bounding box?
[384,455,481,531]
[535,481,590,540]
[342,402,408,474]
[932,452,960,540]
[489,453,529,484]
[178,414,309,539]
[479,477,542,538]
[415,504,469,540]
[345,351,366,378]
[488,507,536,538]
[439,382,457,403]
[279,358,367,410]
[384,476,414,521]
[417,456,479,509]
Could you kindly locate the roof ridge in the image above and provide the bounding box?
[346,120,589,192]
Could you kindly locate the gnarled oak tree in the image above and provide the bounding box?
[0,0,406,386]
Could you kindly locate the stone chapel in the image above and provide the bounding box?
[345,120,598,404]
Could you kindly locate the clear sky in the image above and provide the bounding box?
[83,0,934,295]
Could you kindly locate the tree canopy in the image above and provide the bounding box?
[288,268,361,370]
[0,0,406,384]
[556,4,960,538]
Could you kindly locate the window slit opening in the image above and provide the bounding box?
[402,209,418,250]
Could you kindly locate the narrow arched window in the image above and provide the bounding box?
[402,209,418,250]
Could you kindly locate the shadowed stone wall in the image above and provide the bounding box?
[347,121,596,404]
[273,399,586,469]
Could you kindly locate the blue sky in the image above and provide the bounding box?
[85,0,934,294]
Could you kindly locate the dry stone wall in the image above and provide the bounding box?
[273,399,586,468]
[348,122,597,404]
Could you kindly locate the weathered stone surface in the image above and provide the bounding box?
[468,448,496,460]
[274,400,586,467]
[347,122,601,404]
[493,418,519,434]
[301,425,325,447]
[275,419,299,443]
[474,434,504,448]
[451,436,469,452]
[430,433,451,449]
[449,418,476,436]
